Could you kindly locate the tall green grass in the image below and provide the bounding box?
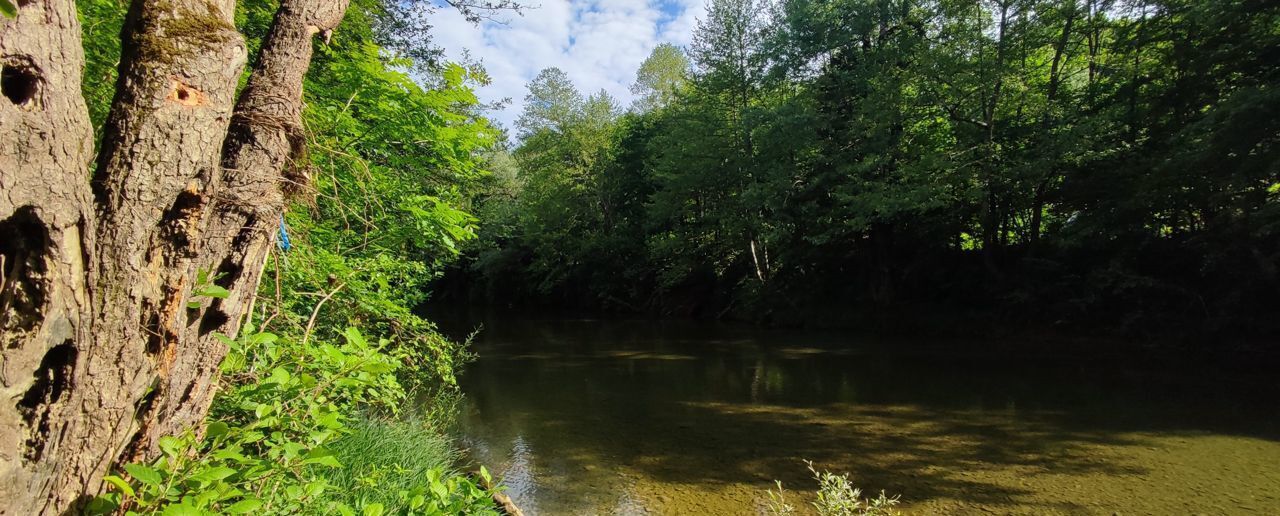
[321,416,463,510]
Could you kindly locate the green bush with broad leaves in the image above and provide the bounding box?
[86,324,500,515]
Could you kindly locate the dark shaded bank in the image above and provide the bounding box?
[424,305,1280,384]
[427,252,1280,368]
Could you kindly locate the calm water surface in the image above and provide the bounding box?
[452,318,1280,515]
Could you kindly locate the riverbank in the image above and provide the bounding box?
[429,306,1280,375]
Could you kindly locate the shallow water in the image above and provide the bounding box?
[453,318,1280,515]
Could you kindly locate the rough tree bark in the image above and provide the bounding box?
[0,0,350,513]
[89,0,247,472]
[0,0,97,511]
[145,0,351,457]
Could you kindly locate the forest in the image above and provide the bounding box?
[442,0,1280,342]
[0,0,1277,514]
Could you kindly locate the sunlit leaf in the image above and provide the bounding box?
[122,464,162,487]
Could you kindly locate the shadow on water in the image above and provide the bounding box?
[447,318,1280,515]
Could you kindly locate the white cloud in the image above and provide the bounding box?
[429,0,709,134]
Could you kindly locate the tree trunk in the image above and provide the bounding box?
[0,0,96,512]
[89,0,247,469]
[154,0,351,455]
[0,0,350,512]
[1030,0,1077,253]
[981,1,1010,276]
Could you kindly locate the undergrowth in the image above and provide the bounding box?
[86,318,500,515]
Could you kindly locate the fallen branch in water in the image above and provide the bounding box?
[493,491,524,516]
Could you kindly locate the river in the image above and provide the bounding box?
[449,318,1280,515]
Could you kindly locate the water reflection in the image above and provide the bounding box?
[452,319,1280,515]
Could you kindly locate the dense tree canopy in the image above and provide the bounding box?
[445,0,1280,339]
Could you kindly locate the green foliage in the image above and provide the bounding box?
[323,418,499,515]
[77,0,128,136]
[765,461,901,516]
[631,43,691,112]
[76,0,508,513]
[88,324,498,515]
[454,0,1280,338]
[189,269,230,309]
[236,0,498,389]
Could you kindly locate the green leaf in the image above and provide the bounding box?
[210,447,249,462]
[193,489,220,508]
[430,480,448,500]
[264,367,291,385]
[302,447,343,468]
[361,361,395,374]
[281,441,305,459]
[342,327,367,347]
[321,344,348,363]
[248,332,279,345]
[193,284,230,299]
[160,502,202,516]
[0,0,17,19]
[316,410,343,429]
[189,466,236,484]
[206,421,230,439]
[158,436,182,458]
[363,503,384,516]
[305,455,343,468]
[219,352,246,373]
[84,495,120,516]
[122,464,162,487]
[101,475,136,498]
[212,333,237,348]
[305,480,327,498]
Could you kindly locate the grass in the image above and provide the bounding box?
[321,415,463,510]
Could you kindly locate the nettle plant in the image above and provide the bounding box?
[87,323,498,515]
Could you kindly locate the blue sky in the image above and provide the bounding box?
[430,0,709,132]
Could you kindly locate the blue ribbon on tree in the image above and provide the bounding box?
[277,214,292,252]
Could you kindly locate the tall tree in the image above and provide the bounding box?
[0,0,350,512]
[689,0,775,283]
[630,43,691,112]
[516,67,582,138]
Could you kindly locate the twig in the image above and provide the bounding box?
[260,251,284,331]
[241,248,273,332]
[302,282,346,345]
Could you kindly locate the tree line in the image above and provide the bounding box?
[444,0,1280,339]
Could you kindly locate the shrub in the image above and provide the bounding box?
[86,324,499,515]
[765,461,901,516]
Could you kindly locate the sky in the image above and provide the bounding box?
[429,0,709,132]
